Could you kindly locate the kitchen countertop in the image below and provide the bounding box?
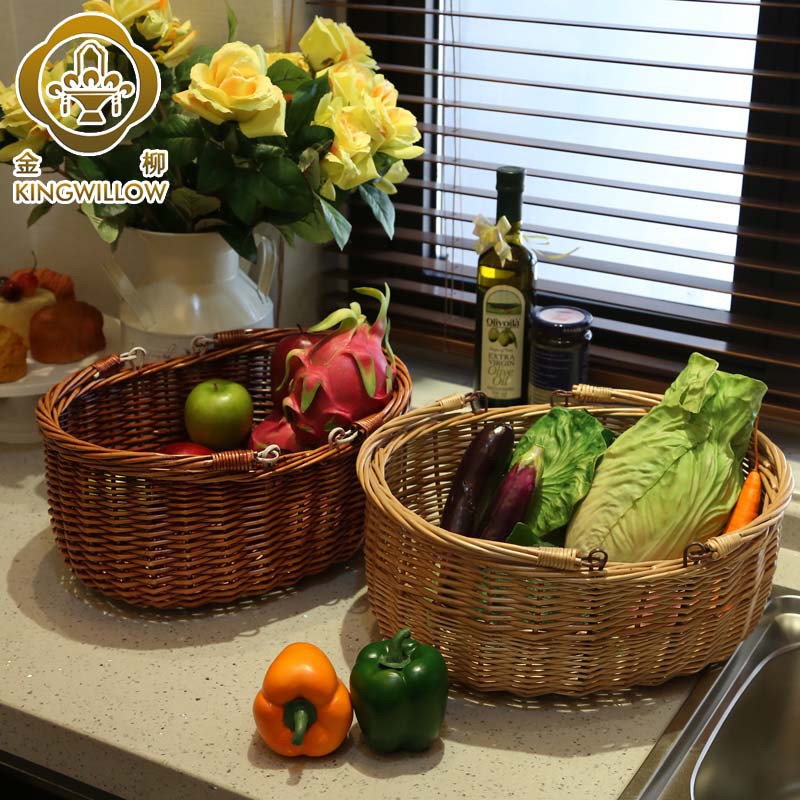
[1,354,798,800]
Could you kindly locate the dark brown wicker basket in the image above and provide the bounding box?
[36,328,411,609]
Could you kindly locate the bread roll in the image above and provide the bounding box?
[29,300,105,364]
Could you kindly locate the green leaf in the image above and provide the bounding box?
[226,1,238,42]
[252,143,285,161]
[149,201,192,233]
[81,202,122,244]
[126,116,157,141]
[94,203,128,218]
[373,152,399,176]
[27,202,52,227]
[358,182,395,239]
[170,188,221,219]
[40,142,64,170]
[175,45,215,86]
[320,198,351,250]
[267,59,313,94]
[197,143,234,193]
[254,157,314,215]
[159,67,177,102]
[511,408,610,542]
[76,155,105,181]
[298,146,321,192]
[506,523,557,548]
[285,75,330,137]
[293,124,333,160]
[281,202,333,245]
[149,115,204,167]
[220,225,257,262]
[225,172,260,224]
[194,217,226,232]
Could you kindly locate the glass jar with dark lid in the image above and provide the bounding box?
[528,306,593,404]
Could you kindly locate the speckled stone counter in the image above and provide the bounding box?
[1,358,797,800]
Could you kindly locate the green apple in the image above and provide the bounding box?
[184,379,253,450]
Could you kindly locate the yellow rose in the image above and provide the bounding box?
[380,106,424,160]
[299,16,376,73]
[0,82,47,162]
[83,0,168,27]
[265,52,310,73]
[135,8,169,40]
[325,66,405,155]
[153,18,196,67]
[173,42,286,138]
[157,20,196,68]
[369,74,398,109]
[0,57,80,163]
[135,9,196,67]
[314,94,379,193]
[374,160,409,195]
[327,61,376,105]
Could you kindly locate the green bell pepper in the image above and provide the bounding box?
[349,627,449,753]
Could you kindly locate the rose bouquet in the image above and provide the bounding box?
[0,2,423,260]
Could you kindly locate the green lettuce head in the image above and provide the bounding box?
[565,353,767,562]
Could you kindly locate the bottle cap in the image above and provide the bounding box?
[534,306,593,334]
[496,166,525,193]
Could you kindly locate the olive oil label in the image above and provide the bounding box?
[480,285,524,400]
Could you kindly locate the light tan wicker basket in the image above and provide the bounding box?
[36,328,411,609]
[357,386,794,697]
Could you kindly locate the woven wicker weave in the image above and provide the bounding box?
[357,387,794,697]
[36,328,411,609]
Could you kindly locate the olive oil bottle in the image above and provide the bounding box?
[474,166,534,406]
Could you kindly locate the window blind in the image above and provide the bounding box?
[315,0,800,419]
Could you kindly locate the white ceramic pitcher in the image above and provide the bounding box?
[108,229,276,361]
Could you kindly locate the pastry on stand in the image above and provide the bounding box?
[29,300,106,364]
[0,278,56,347]
[0,325,27,382]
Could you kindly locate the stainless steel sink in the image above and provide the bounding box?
[621,594,800,800]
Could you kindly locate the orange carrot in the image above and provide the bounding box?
[724,471,762,533]
[724,419,762,533]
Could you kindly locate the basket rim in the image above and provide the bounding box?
[35,327,412,480]
[357,390,794,576]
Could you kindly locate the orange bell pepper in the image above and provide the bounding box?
[253,642,352,757]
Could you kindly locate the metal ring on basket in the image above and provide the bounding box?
[93,346,146,378]
[328,427,359,446]
[683,540,712,567]
[465,391,488,414]
[551,389,573,407]
[120,346,147,366]
[586,547,608,571]
[192,335,216,354]
[255,444,281,466]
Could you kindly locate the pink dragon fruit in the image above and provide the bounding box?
[249,412,299,452]
[281,284,395,448]
[271,330,325,405]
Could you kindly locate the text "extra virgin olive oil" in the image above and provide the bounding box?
[474,166,534,407]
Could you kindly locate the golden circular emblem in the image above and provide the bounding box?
[16,13,161,156]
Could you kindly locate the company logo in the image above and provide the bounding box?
[16,12,161,156]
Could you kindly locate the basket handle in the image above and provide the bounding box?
[210,329,265,348]
[562,384,662,408]
[682,533,751,567]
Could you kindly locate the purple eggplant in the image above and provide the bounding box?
[440,423,514,536]
[479,445,544,541]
